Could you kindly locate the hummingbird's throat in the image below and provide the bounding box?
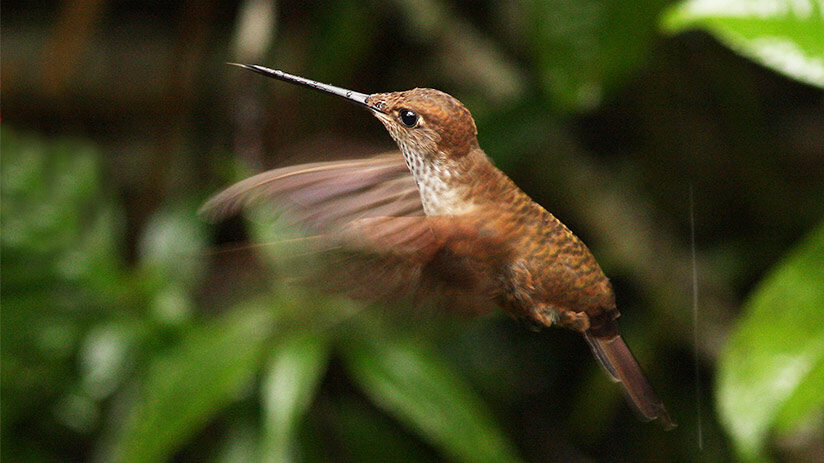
[399,148,475,216]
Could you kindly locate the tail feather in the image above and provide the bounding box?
[584,331,676,430]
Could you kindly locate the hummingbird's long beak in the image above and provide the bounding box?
[229,63,382,113]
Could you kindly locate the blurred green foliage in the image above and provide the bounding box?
[340,324,522,463]
[527,0,670,111]
[108,304,275,463]
[717,221,824,463]
[1,127,131,460]
[664,0,824,88]
[667,1,824,459]
[2,0,824,462]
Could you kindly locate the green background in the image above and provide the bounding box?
[2,0,823,462]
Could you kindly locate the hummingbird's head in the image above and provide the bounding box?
[366,89,483,215]
[229,65,483,212]
[228,65,480,164]
[365,89,479,162]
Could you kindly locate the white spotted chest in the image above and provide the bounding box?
[401,150,476,216]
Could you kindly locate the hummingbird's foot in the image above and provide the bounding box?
[532,303,589,332]
[558,309,590,332]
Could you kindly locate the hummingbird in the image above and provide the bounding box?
[203,64,675,429]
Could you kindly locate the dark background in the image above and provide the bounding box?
[2,1,823,462]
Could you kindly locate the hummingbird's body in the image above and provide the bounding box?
[366,88,615,331]
[203,65,675,429]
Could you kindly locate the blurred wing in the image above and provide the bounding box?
[323,215,512,314]
[201,154,508,314]
[200,153,423,229]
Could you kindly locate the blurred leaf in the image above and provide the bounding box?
[137,201,209,324]
[340,328,522,463]
[108,305,277,463]
[260,331,330,463]
[663,0,824,88]
[215,419,259,463]
[716,219,824,462]
[772,357,824,434]
[138,201,209,287]
[79,322,145,401]
[527,0,668,111]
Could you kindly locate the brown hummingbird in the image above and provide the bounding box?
[203,64,675,429]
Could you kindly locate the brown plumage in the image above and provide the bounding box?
[203,65,675,429]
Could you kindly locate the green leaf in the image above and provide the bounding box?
[716,219,824,462]
[772,356,824,435]
[340,329,522,463]
[107,305,276,463]
[663,0,824,88]
[260,332,330,463]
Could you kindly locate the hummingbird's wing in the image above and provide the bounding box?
[200,153,423,229]
[202,155,509,314]
[322,215,512,314]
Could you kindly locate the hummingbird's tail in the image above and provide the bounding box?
[584,331,676,430]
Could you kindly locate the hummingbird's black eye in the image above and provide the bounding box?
[399,109,419,127]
